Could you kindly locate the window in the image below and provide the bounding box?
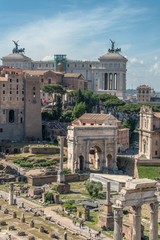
[10,84,12,89]
[16,91,18,94]
[0,128,3,133]
[41,79,44,83]
[75,64,77,67]
[3,84,5,88]
[10,91,12,94]
[83,123,86,125]
[9,79,12,82]
[16,79,19,83]
[9,110,14,123]
[156,140,158,146]
[82,64,84,67]
[16,85,18,90]
[139,90,141,93]
[39,64,41,67]
[90,64,92,68]
[33,87,36,91]
[68,64,69,67]
[46,64,48,67]
[17,97,19,101]
[155,151,158,155]
[143,90,145,94]
[21,118,23,123]
[48,79,51,84]
[22,97,24,101]
[22,91,24,94]
[3,90,5,94]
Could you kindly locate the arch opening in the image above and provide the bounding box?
[9,110,15,123]
[89,146,102,170]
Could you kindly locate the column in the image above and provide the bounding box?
[9,183,14,205]
[60,136,64,171]
[149,202,158,240]
[106,182,110,204]
[57,136,65,183]
[113,206,123,240]
[131,206,141,240]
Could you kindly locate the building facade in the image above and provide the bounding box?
[139,105,160,159]
[1,40,127,99]
[0,67,42,141]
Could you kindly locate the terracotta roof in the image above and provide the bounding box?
[23,70,63,76]
[64,73,82,78]
[78,113,110,121]
[154,112,160,118]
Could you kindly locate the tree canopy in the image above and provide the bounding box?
[42,84,66,95]
[72,102,86,119]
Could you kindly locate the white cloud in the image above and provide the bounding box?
[155,56,158,61]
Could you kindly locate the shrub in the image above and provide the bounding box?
[63,168,71,174]
[86,181,103,197]
[45,193,53,202]
[63,201,76,211]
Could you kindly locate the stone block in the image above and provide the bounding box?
[18,231,25,236]
[56,183,70,194]
[28,236,35,240]
[53,193,59,204]
[39,226,44,233]
[98,214,114,229]
[8,225,15,231]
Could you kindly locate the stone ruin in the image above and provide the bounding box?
[98,182,114,229]
[113,178,158,240]
[56,136,70,193]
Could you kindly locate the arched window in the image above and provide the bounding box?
[114,73,117,90]
[109,73,113,90]
[143,90,145,94]
[9,110,14,123]
[104,73,108,90]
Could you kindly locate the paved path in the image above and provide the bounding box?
[0,190,112,240]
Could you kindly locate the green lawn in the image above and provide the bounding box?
[138,166,160,179]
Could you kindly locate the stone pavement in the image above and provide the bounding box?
[0,190,112,240]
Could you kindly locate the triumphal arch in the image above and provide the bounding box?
[67,123,118,173]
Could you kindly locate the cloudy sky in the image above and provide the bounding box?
[0,0,160,90]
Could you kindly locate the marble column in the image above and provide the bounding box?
[131,205,141,240]
[113,206,123,240]
[9,183,14,205]
[106,182,110,204]
[57,136,65,183]
[149,202,158,240]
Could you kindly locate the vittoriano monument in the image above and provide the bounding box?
[108,39,121,53]
[12,40,25,54]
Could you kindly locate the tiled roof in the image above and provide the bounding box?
[64,73,82,78]
[78,113,110,121]
[23,70,63,76]
[154,112,160,118]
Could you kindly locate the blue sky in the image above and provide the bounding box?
[0,0,160,90]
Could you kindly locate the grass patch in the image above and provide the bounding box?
[138,166,160,179]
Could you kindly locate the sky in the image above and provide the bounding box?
[0,0,160,90]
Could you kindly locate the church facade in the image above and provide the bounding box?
[1,40,127,99]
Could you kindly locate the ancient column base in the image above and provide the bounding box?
[57,170,65,183]
[53,183,70,194]
[98,213,114,230]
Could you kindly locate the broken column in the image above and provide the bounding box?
[149,202,158,240]
[57,136,65,183]
[9,183,14,205]
[13,211,17,218]
[21,213,25,223]
[113,206,123,240]
[98,182,114,229]
[55,136,70,194]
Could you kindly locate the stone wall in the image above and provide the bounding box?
[28,173,89,186]
[30,147,60,154]
[117,156,135,176]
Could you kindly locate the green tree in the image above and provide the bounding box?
[42,84,66,119]
[86,181,103,197]
[123,118,138,133]
[72,102,86,119]
[60,110,73,122]
[103,98,125,114]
